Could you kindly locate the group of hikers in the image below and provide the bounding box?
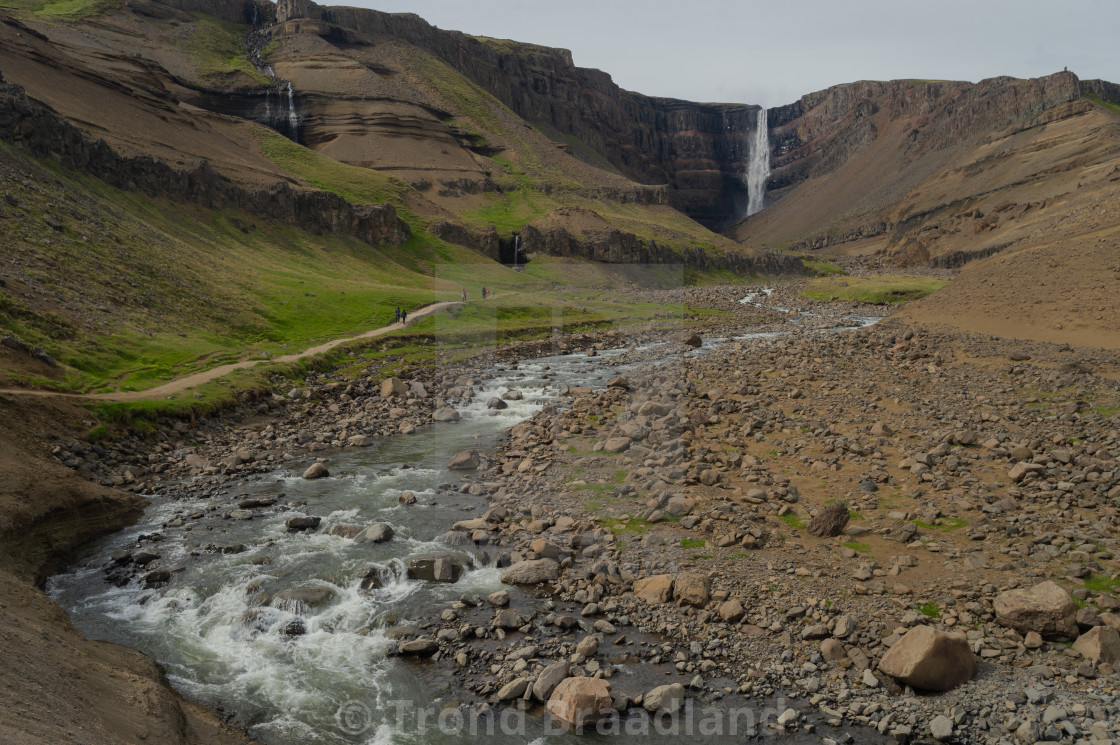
[458,287,489,301]
[394,287,489,326]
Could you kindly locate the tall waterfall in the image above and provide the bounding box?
[745,107,770,217]
[286,82,300,140]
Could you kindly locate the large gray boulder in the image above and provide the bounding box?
[302,463,329,480]
[878,626,976,691]
[642,683,685,713]
[994,581,1079,640]
[1072,626,1120,664]
[432,407,460,422]
[533,660,570,701]
[633,575,674,604]
[355,523,394,544]
[672,572,710,608]
[546,677,613,731]
[501,559,559,585]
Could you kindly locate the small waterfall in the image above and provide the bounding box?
[285,81,300,141]
[513,233,521,269]
[745,108,770,217]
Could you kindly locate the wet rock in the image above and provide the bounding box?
[546,677,612,731]
[672,572,710,608]
[533,660,570,701]
[274,586,336,609]
[575,636,598,657]
[501,559,559,585]
[433,407,460,422]
[680,333,702,348]
[994,581,1079,640]
[634,575,674,604]
[487,590,510,607]
[407,556,462,583]
[487,397,508,410]
[399,491,416,505]
[302,463,329,480]
[448,450,480,470]
[807,501,850,537]
[497,678,531,701]
[494,609,525,630]
[398,638,439,656]
[878,626,976,691]
[355,523,394,544]
[1072,626,1120,664]
[642,683,685,714]
[142,570,171,587]
[330,525,363,539]
[286,516,321,532]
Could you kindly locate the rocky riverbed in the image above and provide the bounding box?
[46,288,1120,744]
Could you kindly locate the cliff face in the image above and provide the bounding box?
[273,0,760,229]
[766,73,1082,199]
[0,72,409,247]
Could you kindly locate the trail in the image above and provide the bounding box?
[0,301,463,403]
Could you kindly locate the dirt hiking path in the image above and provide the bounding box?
[0,301,463,403]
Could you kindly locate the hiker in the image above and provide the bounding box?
[461,288,467,301]
[394,306,400,323]
[481,286,487,299]
[401,308,407,323]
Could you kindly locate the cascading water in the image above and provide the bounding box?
[745,108,770,217]
[286,82,300,141]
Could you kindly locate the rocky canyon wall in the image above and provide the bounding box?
[273,0,760,229]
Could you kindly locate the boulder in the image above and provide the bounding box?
[820,638,848,662]
[274,586,336,609]
[501,559,559,585]
[1072,625,1120,664]
[602,437,631,453]
[448,450,480,470]
[487,397,508,410]
[679,333,702,348]
[546,677,613,731]
[807,501,850,537]
[493,609,525,630]
[398,638,439,656]
[432,407,460,422]
[642,683,685,714]
[877,626,976,691]
[407,556,462,583]
[533,660,570,701]
[633,575,674,604]
[380,377,408,398]
[994,581,1079,640]
[302,463,329,480]
[355,523,394,544]
[286,516,321,532]
[718,599,745,623]
[497,678,531,701]
[673,572,710,608]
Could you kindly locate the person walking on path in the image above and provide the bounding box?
[394,306,401,323]
[400,308,408,324]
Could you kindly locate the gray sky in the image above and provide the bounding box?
[335,0,1117,107]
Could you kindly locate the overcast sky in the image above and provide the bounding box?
[336,0,1116,107]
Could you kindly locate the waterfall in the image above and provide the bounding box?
[514,233,521,269]
[745,108,770,217]
[286,82,300,140]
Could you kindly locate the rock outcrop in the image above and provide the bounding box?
[273,0,761,228]
[0,74,410,248]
